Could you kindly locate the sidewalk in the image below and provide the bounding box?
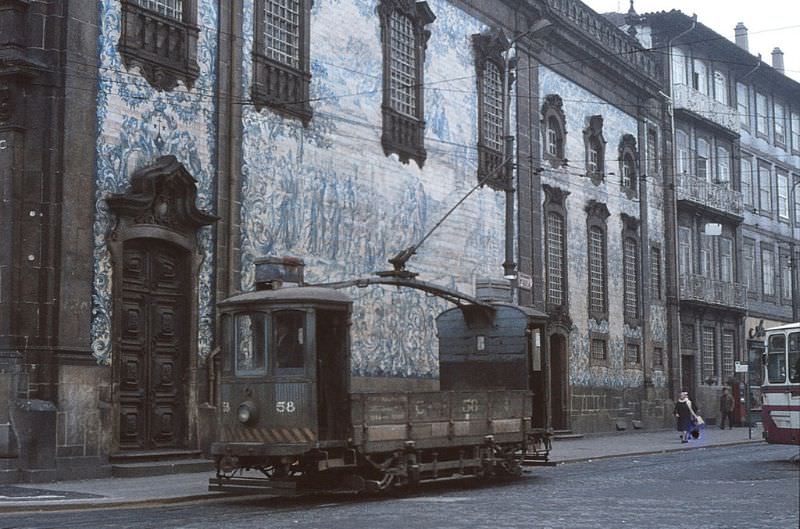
[0,425,764,512]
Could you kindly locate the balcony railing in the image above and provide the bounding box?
[672,84,738,131]
[676,173,744,219]
[678,274,748,310]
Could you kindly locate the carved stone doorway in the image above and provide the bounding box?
[107,155,217,453]
[118,239,189,450]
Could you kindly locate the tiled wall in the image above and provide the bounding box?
[238,0,509,378]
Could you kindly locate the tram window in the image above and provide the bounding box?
[275,311,305,372]
[767,334,786,384]
[235,313,268,376]
[789,332,800,383]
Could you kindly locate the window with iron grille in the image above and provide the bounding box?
[253,0,312,122]
[134,0,183,19]
[702,326,716,382]
[547,212,565,306]
[378,1,435,167]
[119,0,199,91]
[722,330,735,381]
[589,226,605,316]
[650,246,661,300]
[591,338,607,362]
[625,343,640,365]
[681,323,696,349]
[264,0,301,68]
[481,61,504,152]
[389,12,417,117]
[473,29,509,190]
[623,237,638,321]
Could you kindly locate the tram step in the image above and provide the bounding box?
[111,458,214,478]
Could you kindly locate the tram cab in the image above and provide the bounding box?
[213,258,352,464]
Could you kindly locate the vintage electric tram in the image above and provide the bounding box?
[209,257,551,495]
[761,323,800,445]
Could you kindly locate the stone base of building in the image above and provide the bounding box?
[569,385,673,434]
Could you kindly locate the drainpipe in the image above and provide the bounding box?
[665,15,697,398]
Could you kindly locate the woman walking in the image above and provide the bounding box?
[674,391,699,443]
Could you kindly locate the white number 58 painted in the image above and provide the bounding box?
[276,401,296,413]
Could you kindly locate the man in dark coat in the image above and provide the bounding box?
[719,387,735,429]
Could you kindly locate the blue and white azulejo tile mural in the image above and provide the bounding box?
[91,0,219,365]
[239,0,509,378]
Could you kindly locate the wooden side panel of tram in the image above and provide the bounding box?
[350,389,531,452]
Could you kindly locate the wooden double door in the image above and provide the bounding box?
[117,239,189,450]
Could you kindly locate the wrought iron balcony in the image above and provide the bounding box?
[672,84,738,131]
[676,173,744,220]
[678,274,748,311]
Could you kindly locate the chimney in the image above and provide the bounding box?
[772,47,785,73]
[734,22,748,51]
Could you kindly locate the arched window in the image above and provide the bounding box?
[586,200,610,321]
[472,29,509,189]
[583,115,605,185]
[618,134,638,198]
[541,94,566,168]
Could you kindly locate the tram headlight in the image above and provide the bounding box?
[237,401,257,424]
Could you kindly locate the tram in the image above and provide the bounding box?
[761,323,800,445]
[208,257,551,495]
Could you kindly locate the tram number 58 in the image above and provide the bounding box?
[276,401,296,413]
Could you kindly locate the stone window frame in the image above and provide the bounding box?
[621,213,640,327]
[721,329,736,381]
[701,325,717,384]
[743,237,758,299]
[618,133,638,199]
[583,115,605,185]
[472,29,510,190]
[586,200,609,322]
[589,332,609,367]
[543,185,571,314]
[541,94,567,168]
[118,0,200,91]
[624,338,642,368]
[252,0,314,124]
[378,0,436,168]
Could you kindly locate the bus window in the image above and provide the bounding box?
[235,313,268,375]
[275,310,305,372]
[789,332,800,383]
[767,334,786,384]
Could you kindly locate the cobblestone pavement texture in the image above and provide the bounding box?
[0,443,796,529]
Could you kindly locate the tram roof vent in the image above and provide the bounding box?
[475,278,511,303]
[254,256,305,290]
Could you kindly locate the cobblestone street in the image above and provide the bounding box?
[2,443,796,529]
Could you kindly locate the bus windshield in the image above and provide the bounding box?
[767,334,786,384]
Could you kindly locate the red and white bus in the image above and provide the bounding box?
[761,323,800,445]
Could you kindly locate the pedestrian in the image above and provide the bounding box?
[719,387,735,429]
[674,391,699,443]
